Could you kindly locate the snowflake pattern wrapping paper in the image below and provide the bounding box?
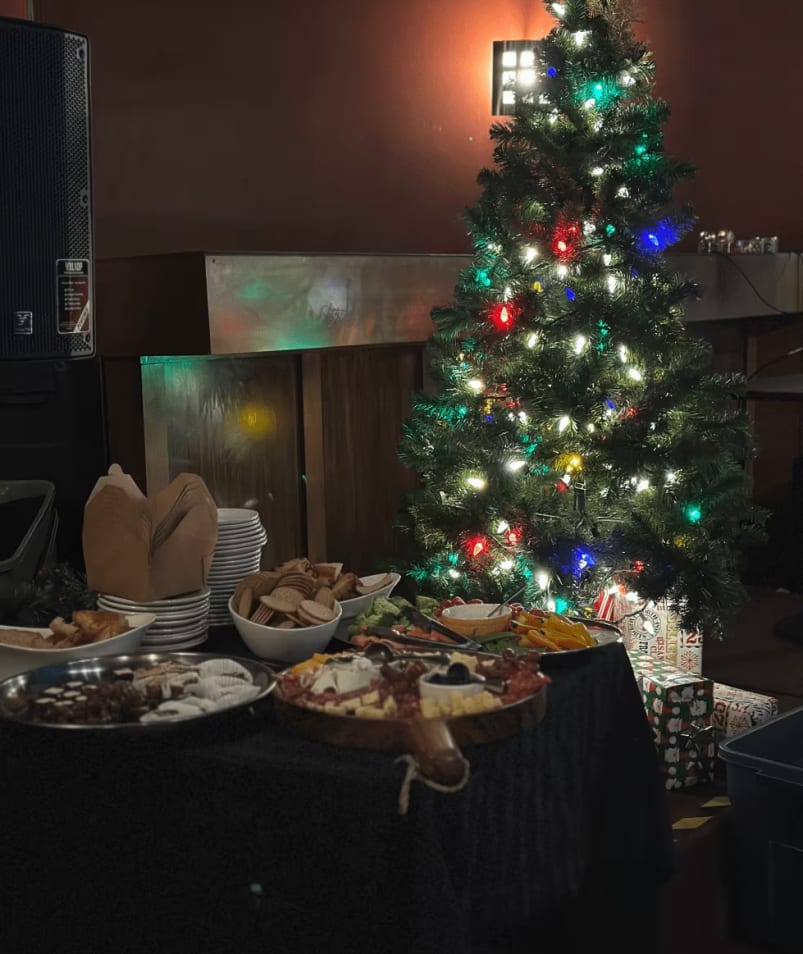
[712,683,778,739]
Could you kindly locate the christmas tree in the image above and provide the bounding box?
[397,0,765,639]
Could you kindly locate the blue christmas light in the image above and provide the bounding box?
[604,398,616,410]
[637,219,681,254]
[484,414,495,423]
[565,287,576,301]
[572,548,596,577]
[547,66,557,77]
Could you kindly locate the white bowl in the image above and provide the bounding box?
[0,613,156,681]
[419,669,487,702]
[228,596,342,664]
[338,573,401,620]
[440,602,513,638]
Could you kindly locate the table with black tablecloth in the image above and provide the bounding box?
[0,636,671,954]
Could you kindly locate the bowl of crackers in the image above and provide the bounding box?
[229,558,347,663]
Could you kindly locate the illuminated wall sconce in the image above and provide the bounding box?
[492,40,539,116]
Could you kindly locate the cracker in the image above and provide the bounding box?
[238,586,255,619]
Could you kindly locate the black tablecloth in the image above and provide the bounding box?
[0,636,671,954]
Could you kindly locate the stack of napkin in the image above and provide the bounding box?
[82,465,218,602]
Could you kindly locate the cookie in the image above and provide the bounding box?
[250,603,274,625]
[314,587,335,609]
[238,586,255,620]
[297,600,336,626]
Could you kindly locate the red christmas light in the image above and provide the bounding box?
[551,220,582,261]
[633,560,645,573]
[505,528,521,546]
[556,480,569,493]
[489,300,521,331]
[466,535,489,558]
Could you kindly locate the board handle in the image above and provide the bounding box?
[405,717,468,787]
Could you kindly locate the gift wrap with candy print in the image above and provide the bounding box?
[627,651,715,790]
[596,591,703,675]
[712,683,778,739]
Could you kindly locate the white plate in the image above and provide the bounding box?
[97,590,211,610]
[142,625,209,643]
[208,563,262,576]
[141,634,210,651]
[0,614,156,681]
[97,600,209,621]
[217,508,261,526]
[146,617,210,634]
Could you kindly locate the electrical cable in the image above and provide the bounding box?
[714,250,803,319]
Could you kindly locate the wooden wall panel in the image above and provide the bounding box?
[317,345,424,572]
[139,354,304,567]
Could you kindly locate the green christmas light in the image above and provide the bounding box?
[448,552,459,566]
[684,503,702,524]
[554,597,570,614]
[605,224,616,236]
[576,76,620,110]
[475,268,492,288]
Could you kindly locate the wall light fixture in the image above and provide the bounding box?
[491,40,539,116]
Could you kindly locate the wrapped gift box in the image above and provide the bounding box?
[627,651,715,790]
[596,591,703,675]
[712,683,778,739]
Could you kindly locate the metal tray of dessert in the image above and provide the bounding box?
[0,652,276,731]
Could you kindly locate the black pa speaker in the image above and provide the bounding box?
[0,17,93,359]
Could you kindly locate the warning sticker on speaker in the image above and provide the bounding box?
[56,259,91,334]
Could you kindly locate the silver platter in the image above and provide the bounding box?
[0,652,276,731]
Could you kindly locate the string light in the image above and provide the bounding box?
[527,333,539,348]
[500,559,515,570]
[522,245,539,264]
[573,31,590,47]
[602,253,612,266]
[448,569,461,579]
[607,275,619,293]
[618,344,628,362]
[635,478,650,493]
[583,98,596,110]
[573,334,587,354]
[507,459,527,472]
[627,367,643,382]
[537,571,550,590]
[558,415,571,433]
[666,471,677,484]
[591,166,604,177]
[586,423,596,433]
[496,520,510,534]
[467,378,484,392]
[616,186,630,198]
[466,476,487,490]
[551,2,566,16]
[619,70,636,87]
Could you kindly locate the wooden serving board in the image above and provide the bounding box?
[274,673,547,786]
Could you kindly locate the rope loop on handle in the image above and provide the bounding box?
[394,753,471,815]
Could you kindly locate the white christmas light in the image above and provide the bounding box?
[503,284,513,300]
[527,333,539,348]
[449,568,461,579]
[558,414,572,433]
[635,478,650,493]
[627,367,643,382]
[583,220,596,235]
[587,423,596,433]
[466,476,487,490]
[607,275,619,294]
[507,459,527,472]
[547,598,557,612]
[522,245,539,264]
[666,471,678,484]
[619,70,636,87]
[616,185,630,198]
[583,98,596,110]
[591,166,604,177]
[573,30,590,47]
[573,334,587,354]
[467,378,484,392]
[537,571,550,590]
[551,2,566,17]
[618,344,628,362]
[500,559,515,570]
[538,94,550,105]
[518,411,529,424]
[496,520,510,534]
[548,110,559,125]
[602,253,612,266]
[561,472,573,486]
[556,264,569,278]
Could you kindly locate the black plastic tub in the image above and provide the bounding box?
[719,707,803,952]
[0,480,56,601]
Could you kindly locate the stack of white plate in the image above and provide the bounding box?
[96,588,211,650]
[208,508,267,627]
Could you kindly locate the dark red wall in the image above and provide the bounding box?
[1,1,28,17]
[33,0,803,259]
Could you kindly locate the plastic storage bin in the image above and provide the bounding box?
[0,480,56,601]
[719,707,803,952]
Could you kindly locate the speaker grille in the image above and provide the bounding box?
[0,19,93,359]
